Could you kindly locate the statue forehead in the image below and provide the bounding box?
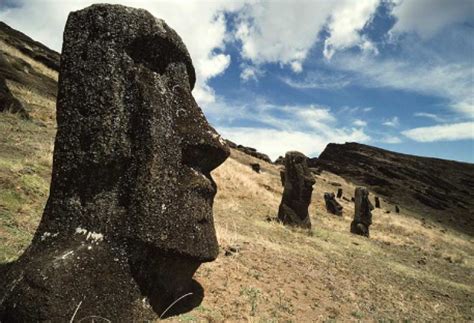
[68,4,196,89]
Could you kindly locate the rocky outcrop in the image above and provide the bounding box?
[316,142,474,235]
[0,4,229,321]
[324,192,343,216]
[278,151,315,228]
[225,139,272,163]
[350,187,373,237]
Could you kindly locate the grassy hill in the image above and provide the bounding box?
[0,22,473,321]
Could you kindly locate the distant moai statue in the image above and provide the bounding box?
[350,187,374,237]
[374,196,381,208]
[395,205,400,213]
[337,188,343,198]
[324,192,343,216]
[278,151,315,228]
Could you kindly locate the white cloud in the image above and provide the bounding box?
[390,0,474,39]
[334,55,474,119]
[382,116,399,127]
[0,0,247,105]
[353,119,367,127]
[219,126,370,160]
[281,72,350,89]
[380,135,402,144]
[207,100,371,160]
[240,64,264,82]
[235,0,381,71]
[414,112,447,123]
[402,122,474,142]
[323,0,380,59]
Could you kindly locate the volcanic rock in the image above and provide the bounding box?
[0,77,28,118]
[274,155,285,165]
[223,139,271,163]
[324,192,343,216]
[278,151,315,228]
[350,187,374,237]
[250,163,261,173]
[0,4,229,321]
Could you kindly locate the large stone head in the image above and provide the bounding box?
[37,4,229,261]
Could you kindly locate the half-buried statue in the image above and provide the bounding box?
[0,4,229,321]
[278,151,315,228]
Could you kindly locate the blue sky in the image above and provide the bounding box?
[1,0,473,162]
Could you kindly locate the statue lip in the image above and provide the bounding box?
[187,166,217,198]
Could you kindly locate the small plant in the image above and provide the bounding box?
[351,310,364,319]
[240,287,260,316]
[275,289,294,315]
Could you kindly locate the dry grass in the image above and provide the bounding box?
[6,80,56,125]
[0,39,58,81]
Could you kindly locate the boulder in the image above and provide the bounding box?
[277,151,315,228]
[0,4,229,321]
[274,155,285,165]
[324,192,343,216]
[0,77,28,119]
[350,187,374,237]
[250,163,260,173]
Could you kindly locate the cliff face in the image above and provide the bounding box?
[316,142,474,234]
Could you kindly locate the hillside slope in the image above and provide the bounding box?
[0,22,473,321]
[315,142,474,235]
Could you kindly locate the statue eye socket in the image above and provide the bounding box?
[126,35,195,88]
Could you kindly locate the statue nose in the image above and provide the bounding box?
[182,132,230,173]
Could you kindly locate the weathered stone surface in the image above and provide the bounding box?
[0,4,229,321]
[280,169,285,186]
[278,151,315,228]
[350,187,374,237]
[337,188,343,198]
[250,163,261,173]
[324,192,343,216]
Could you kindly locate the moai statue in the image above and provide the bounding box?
[278,151,315,228]
[395,205,400,213]
[0,4,229,321]
[374,196,381,208]
[324,192,343,216]
[337,188,343,198]
[350,187,374,237]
